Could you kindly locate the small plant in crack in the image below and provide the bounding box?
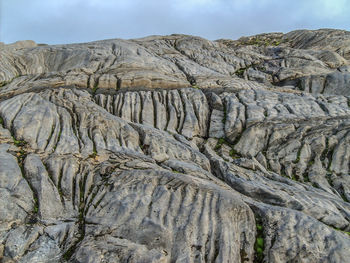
[312,182,319,189]
[254,215,265,262]
[215,137,226,151]
[222,104,227,124]
[240,248,249,262]
[303,173,310,183]
[264,110,268,117]
[89,143,98,159]
[234,63,259,78]
[92,83,98,95]
[32,196,39,214]
[235,68,246,78]
[296,80,303,91]
[308,159,314,166]
[291,174,298,181]
[13,137,27,147]
[53,131,62,151]
[140,144,150,153]
[332,226,350,237]
[0,75,20,88]
[214,137,240,158]
[16,149,27,163]
[256,237,264,256]
[271,40,281,46]
[229,148,241,159]
[293,147,302,164]
[89,150,98,159]
[337,187,349,202]
[326,173,334,187]
[33,204,39,213]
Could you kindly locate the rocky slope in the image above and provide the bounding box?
[0,29,350,262]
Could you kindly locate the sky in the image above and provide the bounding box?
[1,0,350,44]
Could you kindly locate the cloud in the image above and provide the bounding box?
[1,0,349,44]
[315,0,348,17]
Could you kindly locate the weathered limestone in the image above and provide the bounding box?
[0,29,350,262]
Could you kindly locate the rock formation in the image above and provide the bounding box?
[0,29,350,262]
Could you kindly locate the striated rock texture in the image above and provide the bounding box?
[0,29,350,262]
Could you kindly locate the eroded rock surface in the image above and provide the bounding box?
[0,29,350,262]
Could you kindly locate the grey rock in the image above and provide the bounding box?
[17,234,62,263]
[1,29,350,262]
[4,225,42,260]
[0,145,33,227]
[24,154,64,220]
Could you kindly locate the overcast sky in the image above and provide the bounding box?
[1,0,350,44]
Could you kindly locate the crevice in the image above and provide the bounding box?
[151,91,158,128]
[57,165,65,203]
[178,90,188,135]
[85,184,101,214]
[87,74,91,89]
[8,95,33,137]
[212,196,221,262]
[44,121,57,151]
[52,115,63,152]
[164,91,171,132]
[172,90,183,134]
[109,43,118,68]
[18,154,40,218]
[321,77,327,94]
[253,213,265,263]
[62,171,87,260]
[173,59,195,86]
[91,77,99,96]
[0,74,20,88]
[72,105,83,151]
[87,127,98,157]
[116,77,122,91]
[71,164,80,210]
[60,228,70,249]
[235,93,249,130]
